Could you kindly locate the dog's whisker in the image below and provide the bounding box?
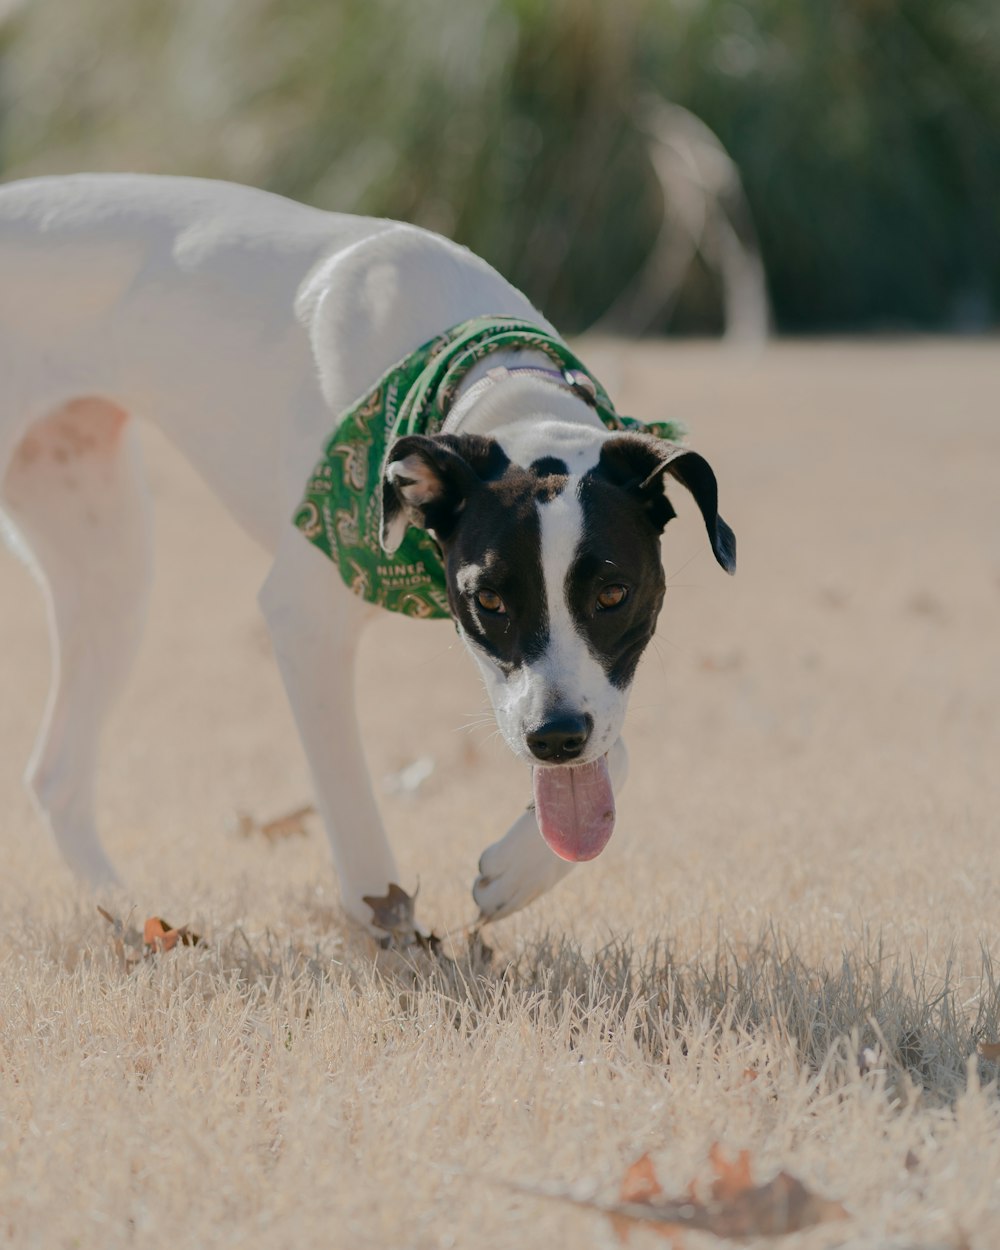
[665,547,705,583]
[457,710,497,728]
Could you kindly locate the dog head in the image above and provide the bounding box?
[380,421,735,861]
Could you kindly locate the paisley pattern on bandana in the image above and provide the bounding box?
[294,316,684,620]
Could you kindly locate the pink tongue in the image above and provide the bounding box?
[533,755,616,862]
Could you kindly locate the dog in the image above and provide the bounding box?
[0,174,734,936]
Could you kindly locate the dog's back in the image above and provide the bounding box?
[0,175,363,445]
[0,176,392,550]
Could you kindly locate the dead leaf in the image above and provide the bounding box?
[708,1144,753,1203]
[234,803,315,842]
[142,916,202,955]
[508,1142,848,1242]
[363,883,416,936]
[699,1162,848,1239]
[362,882,441,953]
[144,916,176,952]
[261,804,314,840]
[621,1154,664,1206]
[613,1155,675,1245]
[977,1040,1000,1061]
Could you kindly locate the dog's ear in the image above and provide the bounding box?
[380,434,481,553]
[600,434,736,574]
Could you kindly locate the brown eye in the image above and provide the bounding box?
[596,584,628,611]
[476,588,506,615]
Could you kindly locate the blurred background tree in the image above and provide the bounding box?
[1,0,997,334]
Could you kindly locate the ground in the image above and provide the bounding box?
[1,339,998,1248]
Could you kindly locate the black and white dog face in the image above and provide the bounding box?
[381,418,735,862]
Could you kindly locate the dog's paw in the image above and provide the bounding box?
[473,808,575,922]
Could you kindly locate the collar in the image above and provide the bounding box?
[387,315,684,443]
[443,362,602,432]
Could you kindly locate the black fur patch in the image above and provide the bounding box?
[569,465,667,690]
[436,437,557,672]
[520,456,567,504]
[565,436,736,687]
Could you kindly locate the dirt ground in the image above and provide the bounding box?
[1,338,999,1248]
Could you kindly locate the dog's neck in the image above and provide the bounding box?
[442,350,606,440]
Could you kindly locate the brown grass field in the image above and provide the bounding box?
[1,339,998,1248]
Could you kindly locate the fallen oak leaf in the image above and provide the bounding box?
[490,1179,693,1244]
[142,916,202,954]
[700,1163,848,1240]
[977,1040,1000,1062]
[144,916,178,952]
[494,1143,848,1242]
[363,883,417,938]
[621,1153,664,1205]
[233,803,315,842]
[260,804,314,841]
[613,1155,680,1246]
[362,882,442,953]
[708,1143,753,1203]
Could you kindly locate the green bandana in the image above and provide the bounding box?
[293,315,683,619]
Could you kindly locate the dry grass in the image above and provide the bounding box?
[2,340,999,1247]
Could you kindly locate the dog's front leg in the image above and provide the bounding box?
[474,738,630,922]
[259,536,400,931]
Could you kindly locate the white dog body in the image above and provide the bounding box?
[0,174,733,931]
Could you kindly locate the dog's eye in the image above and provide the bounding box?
[596,584,628,611]
[476,588,507,615]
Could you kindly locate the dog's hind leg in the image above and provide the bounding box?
[474,737,630,922]
[259,533,401,931]
[1,398,152,884]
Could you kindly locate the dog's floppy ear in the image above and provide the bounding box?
[600,434,736,574]
[380,434,481,554]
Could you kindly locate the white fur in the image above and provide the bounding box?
[464,426,627,765]
[0,173,630,929]
[533,486,626,755]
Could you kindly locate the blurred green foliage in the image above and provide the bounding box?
[1,0,997,332]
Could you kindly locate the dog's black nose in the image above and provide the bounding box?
[526,713,593,762]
